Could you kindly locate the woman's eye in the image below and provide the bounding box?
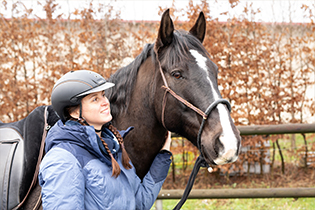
[171,71,182,79]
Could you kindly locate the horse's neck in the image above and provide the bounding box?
[114,107,166,180]
[112,65,165,143]
[110,57,160,131]
[111,61,167,179]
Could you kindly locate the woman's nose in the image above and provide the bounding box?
[101,97,109,105]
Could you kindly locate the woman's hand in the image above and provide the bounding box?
[161,131,172,151]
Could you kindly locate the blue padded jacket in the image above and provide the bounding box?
[38,120,172,210]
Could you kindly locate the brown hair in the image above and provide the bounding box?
[108,124,132,170]
[73,117,132,178]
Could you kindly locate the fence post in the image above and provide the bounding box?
[155,199,163,210]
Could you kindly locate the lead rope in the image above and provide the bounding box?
[172,99,231,210]
[173,99,232,210]
[173,155,207,210]
[13,106,50,210]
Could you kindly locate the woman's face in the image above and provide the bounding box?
[71,90,112,130]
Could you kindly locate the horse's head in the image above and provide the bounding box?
[154,9,241,166]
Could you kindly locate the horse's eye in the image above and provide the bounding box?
[171,71,182,79]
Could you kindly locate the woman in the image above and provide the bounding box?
[39,70,172,210]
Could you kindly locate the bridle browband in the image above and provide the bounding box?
[156,51,232,210]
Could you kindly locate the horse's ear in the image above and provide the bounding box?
[189,12,206,43]
[155,9,174,51]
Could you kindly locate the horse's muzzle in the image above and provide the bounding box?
[213,148,239,165]
[213,135,240,165]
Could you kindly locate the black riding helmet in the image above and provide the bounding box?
[51,70,115,123]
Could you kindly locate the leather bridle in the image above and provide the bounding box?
[157,58,231,155]
[156,54,232,210]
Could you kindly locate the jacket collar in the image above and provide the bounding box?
[45,120,133,165]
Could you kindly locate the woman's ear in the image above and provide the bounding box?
[69,106,80,119]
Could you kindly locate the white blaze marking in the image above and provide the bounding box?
[190,49,238,164]
[190,50,220,100]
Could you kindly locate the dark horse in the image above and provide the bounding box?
[106,9,241,179]
[0,9,241,210]
[0,106,59,210]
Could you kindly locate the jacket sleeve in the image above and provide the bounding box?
[134,150,172,210]
[38,147,85,210]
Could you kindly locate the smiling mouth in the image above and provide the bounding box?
[100,109,109,114]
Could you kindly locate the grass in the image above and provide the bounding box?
[150,134,315,209]
[273,133,315,164]
[151,198,315,210]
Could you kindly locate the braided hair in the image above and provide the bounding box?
[100,124,132,178]
[108,124,132,170]
[98,137,119,178]
[74,117,131,178]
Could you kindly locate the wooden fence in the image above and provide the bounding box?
[156,123,315,209]
[237,123,315,135]
[158,188,315,199]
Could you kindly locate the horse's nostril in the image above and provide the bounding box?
[226,157,233,163]
[214,136,224,157]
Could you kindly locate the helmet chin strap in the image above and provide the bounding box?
[77,103,90,126]
[95,122,112,133]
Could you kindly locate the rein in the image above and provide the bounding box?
[156,53,231,210]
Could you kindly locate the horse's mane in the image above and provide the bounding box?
[106,30,209,116]
[159,30,210,69]
[106,43,155,115]
[47,105,60,126]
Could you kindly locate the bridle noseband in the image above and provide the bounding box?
[196,98,231,157]
[156,54,232,210]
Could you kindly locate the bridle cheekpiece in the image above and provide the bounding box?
[156,51,232,210]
